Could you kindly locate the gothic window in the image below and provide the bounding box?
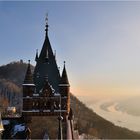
[33,101,39,109]
[44,102,47,109]
[54,100,59,110]
[53,101,57,110]
[61,100,67,110]
[32,101,35,109]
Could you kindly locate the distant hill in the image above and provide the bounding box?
[0,61,33,86]
[0,61,140,139]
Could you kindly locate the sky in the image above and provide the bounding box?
[1,1,140,102]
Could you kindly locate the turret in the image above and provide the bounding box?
[59,61,70,96]
[23,60,35,97]
[22,60,35,111]
[59,61,70,113]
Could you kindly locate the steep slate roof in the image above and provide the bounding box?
[60,62,70,86]
[34,19,60,93]
[23,60,34,84]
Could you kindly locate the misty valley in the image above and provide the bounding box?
[89,97,140,132]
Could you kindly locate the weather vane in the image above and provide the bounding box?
[45,13,49,32]
[45,13,48,24]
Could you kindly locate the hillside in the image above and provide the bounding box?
[0,61,140,139]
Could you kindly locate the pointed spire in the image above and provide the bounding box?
[45,13,49,35]
[34,16,60,93]
[60,61,70,86]
[36,14,54,62]
[35,49,39,62]
[23,60,34,84]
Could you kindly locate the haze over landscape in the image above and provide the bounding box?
[1,1,140,132]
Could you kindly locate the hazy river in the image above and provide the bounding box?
[90,100,140,132]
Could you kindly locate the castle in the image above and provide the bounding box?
[22,17,74,139]
[1,17,78,139]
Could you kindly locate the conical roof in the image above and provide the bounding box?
[39,35,54,62]
[38,16,53,62]
[34,18,60,93]
[60,62,70,86]
[23,60,34,84]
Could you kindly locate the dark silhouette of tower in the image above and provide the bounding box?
[34,17,60,93]
[59,61,70,113]
[22,17,76,139]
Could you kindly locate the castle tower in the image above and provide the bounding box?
[59,61,70,114]
[22,60,35,122]
[21,17,75,139]
[34,17,60,93]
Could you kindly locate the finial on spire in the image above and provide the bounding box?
[45,13,49,33]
